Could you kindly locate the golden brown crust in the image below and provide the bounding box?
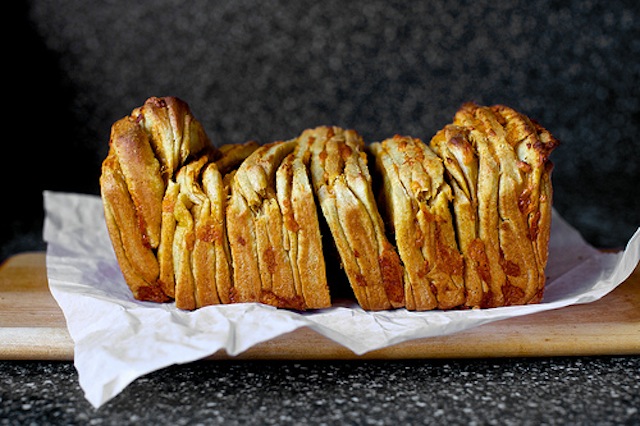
[108,117,165,250]
[132,96,212,179]
[100,158,166,302]
[157,180,179,298]
[215,141,260,175]
[450,104,507,307]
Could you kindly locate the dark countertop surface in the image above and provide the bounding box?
[2,356,639,424]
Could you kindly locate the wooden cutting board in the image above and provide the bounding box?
[1,252,639,360]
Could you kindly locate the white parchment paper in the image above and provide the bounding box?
[43,191,640,408]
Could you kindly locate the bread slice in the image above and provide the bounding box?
[430,124,487,308]
[101,148,166,302]
[276,150,331,309]
[370,135,465,310]
[100,97,212,303]
[157,141,259,309]
[432,102,558,306]
[100,96,260,307]
[226,139,330,309]
[301,126,404,311]
[489,104,557,285]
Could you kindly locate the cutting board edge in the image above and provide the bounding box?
[1,252,639,361]
[0,326,75,361]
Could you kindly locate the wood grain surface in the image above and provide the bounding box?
[1,252,638,360]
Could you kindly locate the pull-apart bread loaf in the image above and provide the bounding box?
[100,97,557,311]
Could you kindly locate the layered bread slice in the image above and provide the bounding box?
[300,126,404,311]
[157,142,258,310]
[156,140,259,309]
[100,97,213,302]
[276,149,331,309]
[369,135,465,310]
[430,125,488,308]
[226,139,330,309]
[431,103,558,307]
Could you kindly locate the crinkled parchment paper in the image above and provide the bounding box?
[43,191,640,408]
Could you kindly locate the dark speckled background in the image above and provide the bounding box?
[4,0,639,261]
